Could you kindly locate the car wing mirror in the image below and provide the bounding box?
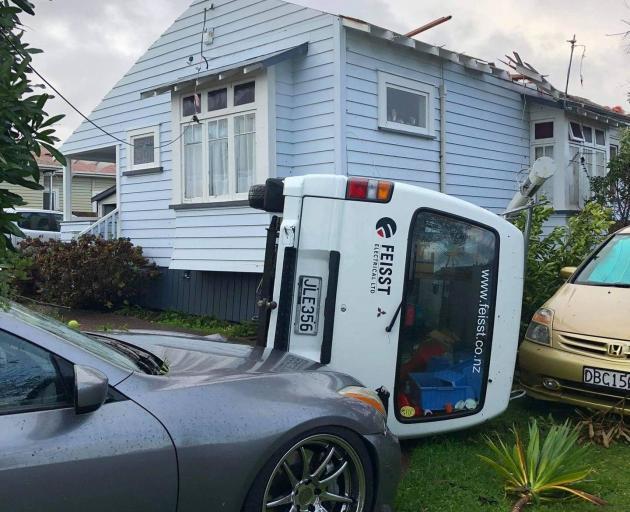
[560,266,577,280]
[74,365,109,414]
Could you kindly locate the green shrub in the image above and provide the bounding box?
[512,201,613,333]
[0,249,31,304]
[19,236,158,309]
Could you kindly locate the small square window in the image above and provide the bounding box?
[183,94,201,117]
[208,88,227,111]
[582,126,593,143]
[133,135,154,165]
[128,126,160,171]
[534,122,554,139]
[378,72,434,137]
[386,87,427,129]
[569,122,584,141]
[234,82,255,106]
[595,129,605,146]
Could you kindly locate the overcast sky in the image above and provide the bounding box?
[25,0,630,143]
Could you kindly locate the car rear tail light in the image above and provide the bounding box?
[346,178,393,202]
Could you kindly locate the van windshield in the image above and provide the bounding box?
[575,234,630,287]
[395,210,498,422]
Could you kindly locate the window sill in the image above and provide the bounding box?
[122,166,163,177]
[170,200,250,210]
[377,125,436,139]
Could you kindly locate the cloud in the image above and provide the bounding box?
[24,0,630,144]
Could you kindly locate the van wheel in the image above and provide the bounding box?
[248,185,266,210]
[243,427,373,512]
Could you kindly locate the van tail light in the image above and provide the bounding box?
[346,178,393,202]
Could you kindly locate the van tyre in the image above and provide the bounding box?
[249,184,266,210]
[242,426,374,512]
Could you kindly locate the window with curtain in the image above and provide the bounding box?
[178,79,259,202]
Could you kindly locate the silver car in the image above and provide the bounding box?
[0,303,400,512]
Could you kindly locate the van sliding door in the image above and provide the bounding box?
[395,209,499,422]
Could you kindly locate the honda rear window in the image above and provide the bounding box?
[395,210,498,422]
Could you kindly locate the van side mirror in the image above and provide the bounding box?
[560,266,577,280]
[74,365,108,414]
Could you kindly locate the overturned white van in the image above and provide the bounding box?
[250,175,523,439]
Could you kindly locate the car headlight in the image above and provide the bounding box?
[338,386,386,417]
[525,307,554,345]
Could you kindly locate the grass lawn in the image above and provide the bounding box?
[396,397,630,512]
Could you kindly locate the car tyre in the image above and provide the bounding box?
[242,426,374,512]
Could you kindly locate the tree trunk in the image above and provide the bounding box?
[511,494,532,512]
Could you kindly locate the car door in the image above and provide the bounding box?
[0,329,178,512]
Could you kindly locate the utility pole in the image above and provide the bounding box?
[564,34,577,106]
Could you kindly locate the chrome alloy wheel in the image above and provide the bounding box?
[262,433,367,512]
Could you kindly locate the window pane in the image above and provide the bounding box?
[208,88,227,111]
[582,126,593,143]
[595,129,605,146]
[133,135,154,165]
[569,122,584,140]
[611,144,619,158]
[568,147,581,209]
[595,150,606,177]
[396,212,498,421]
[387,87,427,128]
[234,81,255,106]
[535,146,554,201]
[183,94,201,117]
[235,113,256,193]
[16,213,32,230]
[534,121,554,139]
[0,331,72,413]
[576,235,630,286]
[208,118,228,196]
[183,124,203,199]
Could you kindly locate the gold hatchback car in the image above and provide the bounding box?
[519,226,630,413]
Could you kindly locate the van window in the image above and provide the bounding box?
[395,210,498,422]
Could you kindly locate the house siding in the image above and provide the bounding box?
[62,0,335,270]
[344,30,529,212]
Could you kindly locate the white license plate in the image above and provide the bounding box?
[294,276,322,336]
[583,366,630,391]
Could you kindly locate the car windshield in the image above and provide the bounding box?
[575,234,630,287]
[9,302,142,372]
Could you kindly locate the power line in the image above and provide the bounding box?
[1,31,189,151]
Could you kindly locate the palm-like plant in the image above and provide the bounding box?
[479,420,606,512]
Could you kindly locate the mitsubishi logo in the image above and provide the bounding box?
[607,343,624,358]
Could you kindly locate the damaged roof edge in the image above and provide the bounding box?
[339,16,512,81]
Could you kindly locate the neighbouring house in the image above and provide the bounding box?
[59,0,630,321]
[3,150,116,216]
[92,185,117,217]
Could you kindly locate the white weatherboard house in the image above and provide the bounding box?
[60,0,630,321]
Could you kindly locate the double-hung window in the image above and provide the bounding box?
[531,121,555,202]
[177,78,263,203]
[567,121,608,209]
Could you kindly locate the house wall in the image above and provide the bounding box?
[62,0,337,272]
[343,30,529,212]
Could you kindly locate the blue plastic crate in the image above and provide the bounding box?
[416,385,474,411]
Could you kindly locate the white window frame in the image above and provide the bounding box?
[171,73,269,204]
[377,71,435,138]
[127,126,160,171]
[533,120,554,142]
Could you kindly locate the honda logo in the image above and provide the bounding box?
[607,343,625,357]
